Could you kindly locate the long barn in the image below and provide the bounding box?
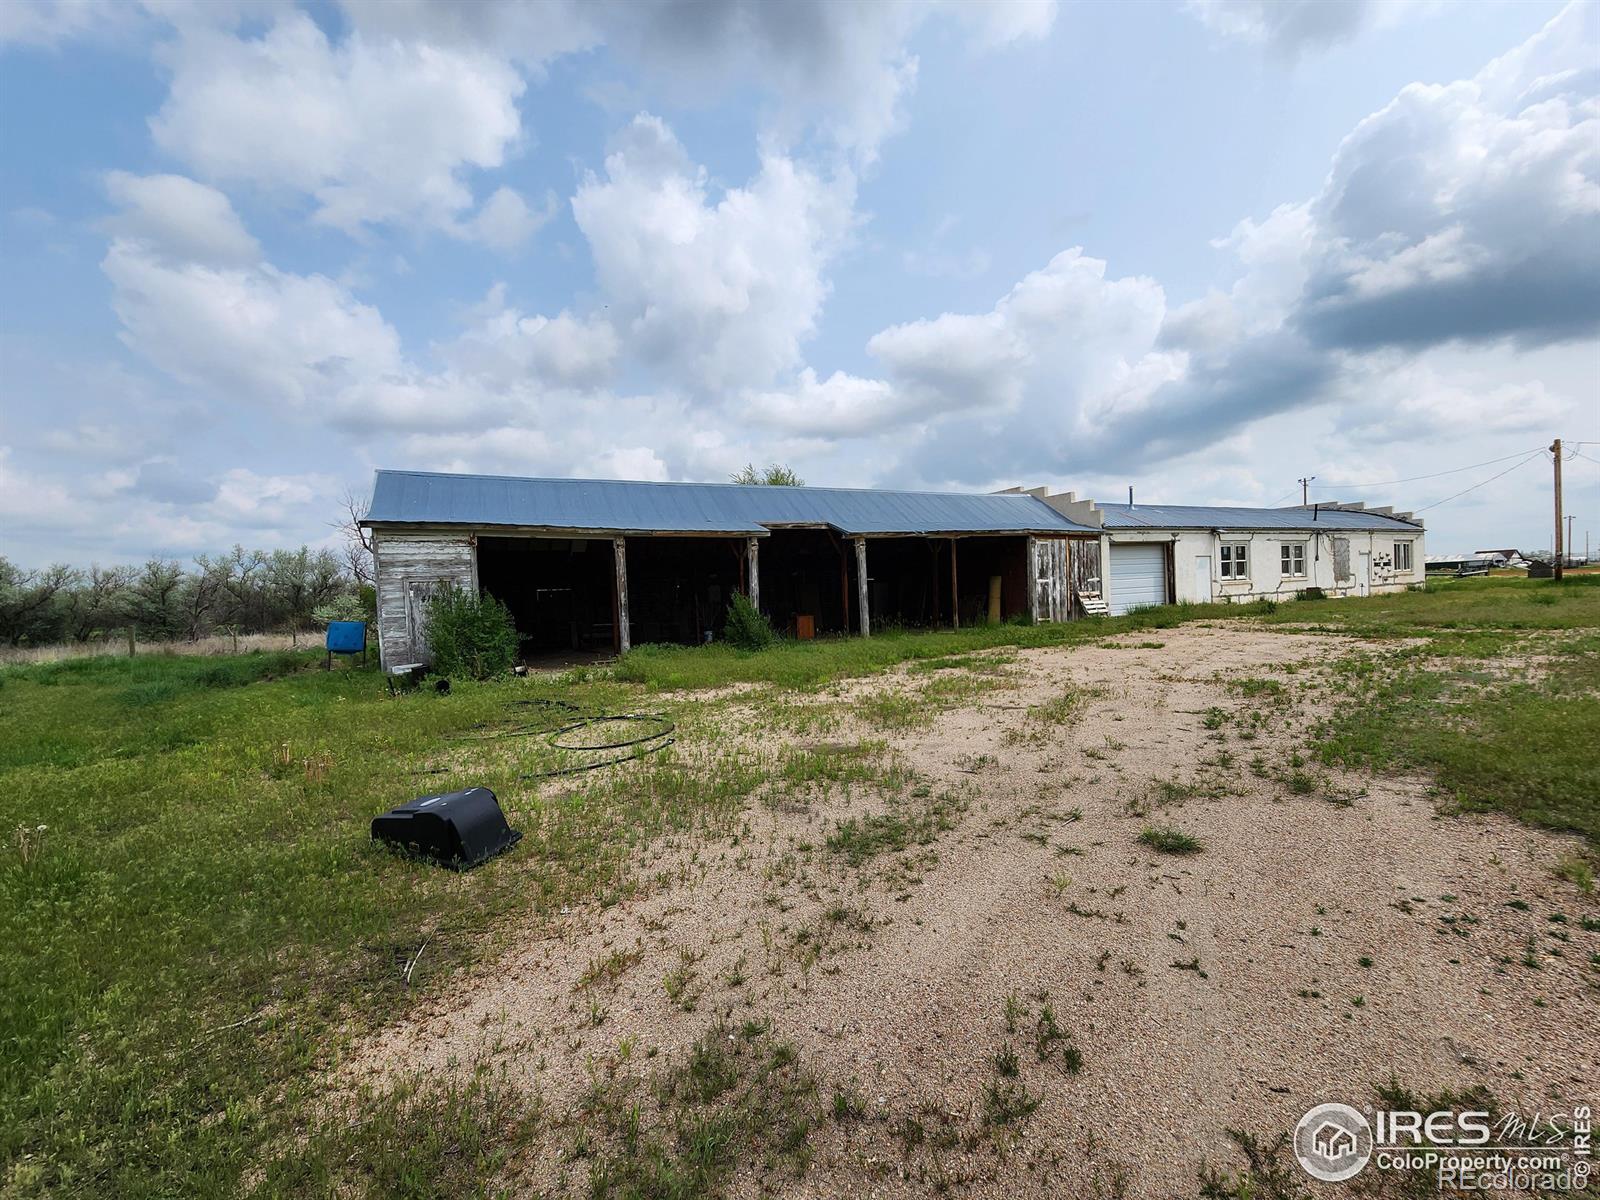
[362,470,1102,669]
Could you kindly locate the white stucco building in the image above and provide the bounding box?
[1092,502,1426,614]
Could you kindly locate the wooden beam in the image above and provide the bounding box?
[854,537,870,637]
[949,537,959,630]
[613,536,630,654]
[1026,535,1039,624]
[746,535,760,610]
[836,539,850,633]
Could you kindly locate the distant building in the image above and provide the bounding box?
[1426,554,1495,576]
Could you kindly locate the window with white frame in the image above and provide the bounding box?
[1280,542,1306,578]
[1219,543,1249,580]
[1394,541,1414,572]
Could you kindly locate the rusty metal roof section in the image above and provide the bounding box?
[1098,502,1423,532]
[364,470,1100,536]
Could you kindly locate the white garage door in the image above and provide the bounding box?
[1108,543,1168,615]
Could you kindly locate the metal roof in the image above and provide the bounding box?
[1099,502,1422,532]
[364,470,1099,536]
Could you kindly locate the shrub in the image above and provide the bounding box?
[724,591,776,651]
[311,594,369,626]
[424,586,519,680]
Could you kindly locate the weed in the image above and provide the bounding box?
[982,1079,1040,1127]
[825,789,965,865]
[993,1043,1020,1078]
[831,1084,867,1121]
[579,946,644,991]
[1003,991,1025,1035]
[1196,1130,1305,1200]
[1139,824,1202,855]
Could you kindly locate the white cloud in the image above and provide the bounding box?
[0,0,264,47]
[868,248,1170,433]
[104,171,261,265]
[339,0,1056,164]
[150,12,526,239]
[469,186,558,252]
[210,467,330,525]
[746,368,906,438]
[444,283,619,391]
[1184,0,1423,55]
[572,114,856,394]
[335,0,597,66]
[400,414,679,482]
[0,0,127,47]
[1294,2,1600,350]
[102,237,404,407]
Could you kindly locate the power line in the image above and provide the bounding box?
[1571,450,1600,467]
[1410,449,1549,514]
[1307,447,1548,491]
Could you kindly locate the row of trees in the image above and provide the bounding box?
[0,547,368,647]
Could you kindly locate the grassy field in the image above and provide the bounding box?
[3,575,1597,1197]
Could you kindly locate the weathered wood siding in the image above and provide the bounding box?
[1070,538,1101,610]
[1030,536,1072,623]
[373,531,476,669]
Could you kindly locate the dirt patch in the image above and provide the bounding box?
[337,624,1598,1197]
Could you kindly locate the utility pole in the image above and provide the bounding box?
[1298,476,1316,505]
[1551,439,1563,581]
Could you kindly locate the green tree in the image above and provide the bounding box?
[730,463,805,486]
[0,558,77,645]
[127,560,187,640]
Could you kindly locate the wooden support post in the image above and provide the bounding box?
[1026,536,1040,624]
[612,536,630,654]
[746,536,760,610]
[854,537,870,637]
[949,537,959,630]
[930,540,940,627]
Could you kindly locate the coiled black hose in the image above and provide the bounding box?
[426,697,676,778]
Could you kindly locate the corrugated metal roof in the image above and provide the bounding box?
[364,470,1099,536]
[1099,502,1422,532]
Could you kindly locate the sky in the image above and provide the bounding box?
[1,0,1597,568]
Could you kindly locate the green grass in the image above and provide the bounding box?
[1315,626,1600,844]
[1261,573,1600,640]
[5,575,1598,1195]
[1138,824,1203,855]
[824,788,967,865]
[613,599,1281,690]
[0,653,761,1198]
[582,1020,819,1197]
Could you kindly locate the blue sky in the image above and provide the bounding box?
[2,0,1597,567]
